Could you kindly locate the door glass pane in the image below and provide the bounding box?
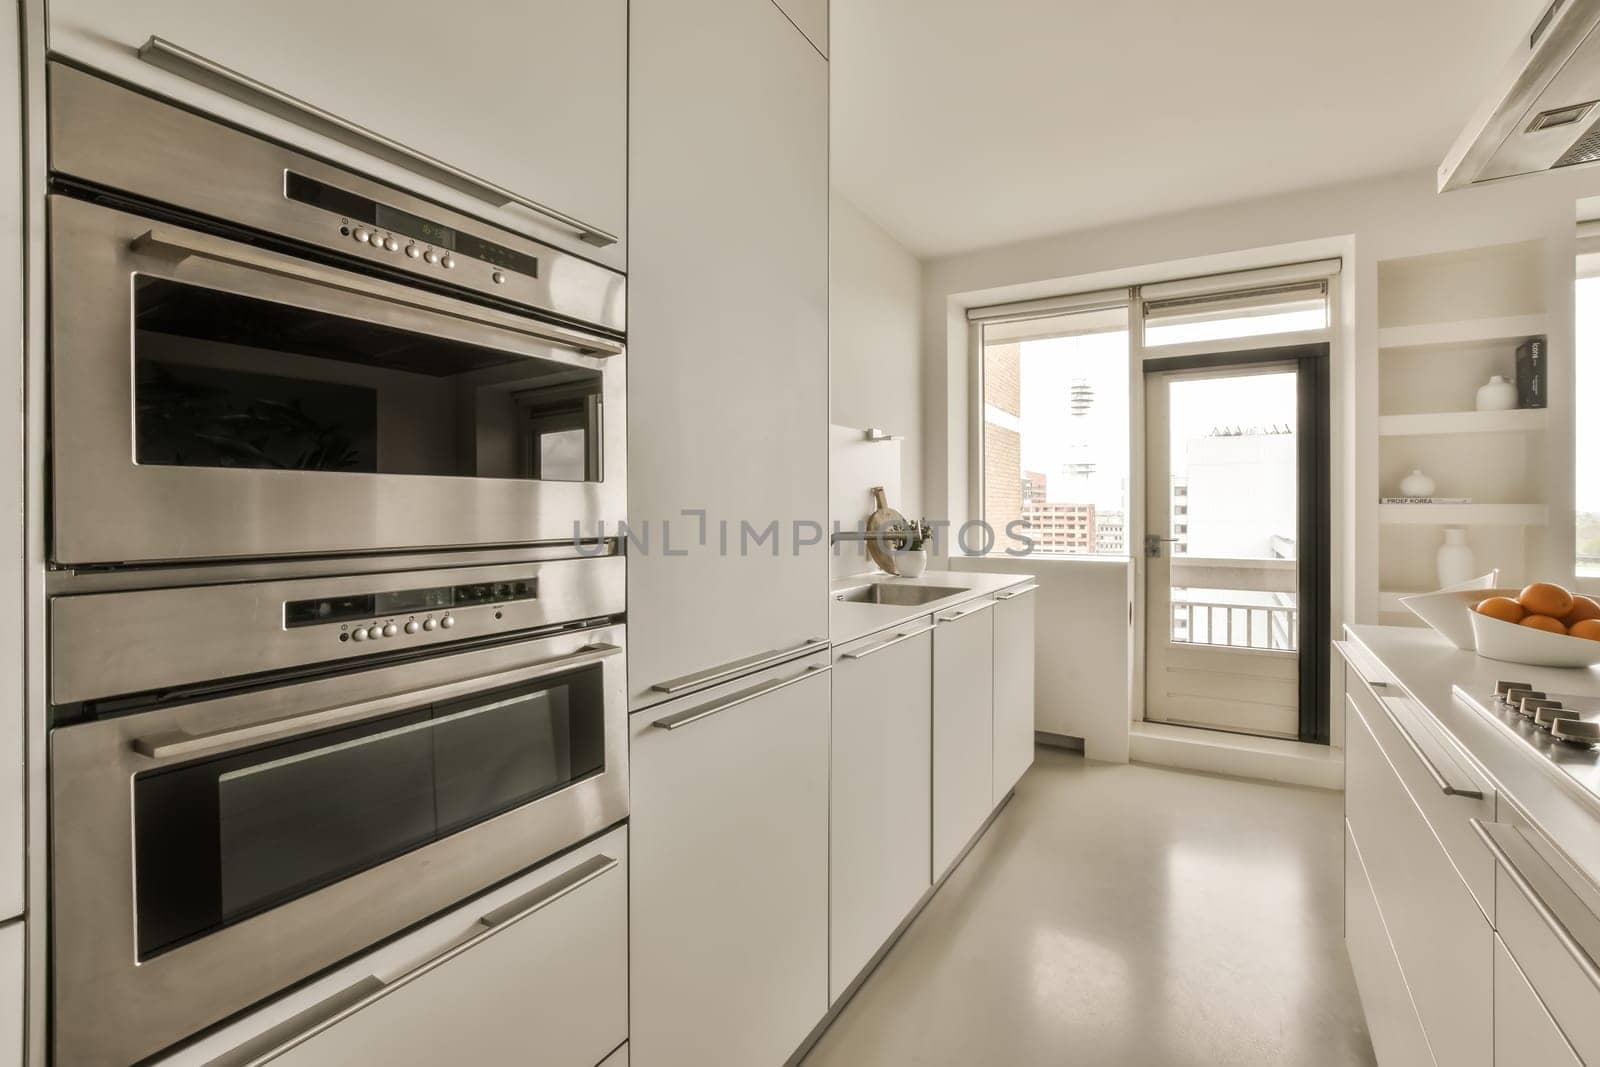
[132,664,606,958]
[132,277,603,481]
[981,306,1130,556]
[1166,370,1298,651]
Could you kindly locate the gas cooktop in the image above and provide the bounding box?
[1453,681,1600,805]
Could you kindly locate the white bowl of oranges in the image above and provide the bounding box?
[1470,583,1600,668]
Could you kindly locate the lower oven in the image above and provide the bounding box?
[49,554,626,1067]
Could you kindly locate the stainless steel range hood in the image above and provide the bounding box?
[1440,0,1600,191]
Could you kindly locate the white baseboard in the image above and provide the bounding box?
[1130,721,1344,790]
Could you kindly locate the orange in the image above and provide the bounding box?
[1521,614,1569,635]
[1571,619,1600,643]
[1474,596,1525,624]
[1566,595,1600,626]
[1519,582,1575,620]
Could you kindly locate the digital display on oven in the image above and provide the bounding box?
[284,578,538,628]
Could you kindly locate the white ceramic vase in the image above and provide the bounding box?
[893,549,928,578]
[1436,527,1476,589]
[1475,375,1518,412]
[1399,468,1437,497]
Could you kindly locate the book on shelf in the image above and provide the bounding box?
[1381,496,1474,505]
[1516,336,1546,409]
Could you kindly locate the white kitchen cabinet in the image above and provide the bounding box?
[0,921,18,1067]
[1345,697,1491,1067]
[1344,827,1433,1067]
[596,1043,628,1067]
[46,0,627,268]
[630,656,830,1067]
[0,0,21,926]
[991,583,1037,804]
[830,620,933,1001]
[1495,937,1581,1067]
[773,0,829,56]
[933,598,996,880]
[626,0,829,709]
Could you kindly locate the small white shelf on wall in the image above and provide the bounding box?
[1376,313,1549,350]
[1377,409,1547,437]
[1379,503,1548,527]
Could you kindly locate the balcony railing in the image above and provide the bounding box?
[1168,556,1297,652]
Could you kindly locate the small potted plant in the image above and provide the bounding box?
[893,519,932,578]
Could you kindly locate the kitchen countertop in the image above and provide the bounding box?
[830,569,1034,645]
[1341,623,1600,894]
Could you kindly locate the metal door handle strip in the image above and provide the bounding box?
[128,228,622,357]
[840,625,935,660]
[994,584,1040,600]
[209,855,619,1067]
[649,638,829,693]
[651,666,829,731]
[138,36,618,248]
[937,601,994,623]
[1472,819,1600,996]
[1374,694,1483,799]
[133,643,622,761]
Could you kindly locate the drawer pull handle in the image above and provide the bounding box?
[937,601,994,623]
[651,665,828,731]
[137,37,619,248]
[1472,819,1600,996]
[994,584,1040,600]
[650,638,828,694]
[841,625,935,661]
[205,853,620,1066]
[1375,695,1483,799]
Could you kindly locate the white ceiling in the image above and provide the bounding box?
[831,0,1546,258]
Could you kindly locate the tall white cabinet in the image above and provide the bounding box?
[933,599,996,879]
[45,0,628,267]
[991,584,1037,802]
[626,0,829,709]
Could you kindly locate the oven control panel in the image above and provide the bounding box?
[285,577,536,647]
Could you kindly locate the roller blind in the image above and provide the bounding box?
[966,287,1130,324]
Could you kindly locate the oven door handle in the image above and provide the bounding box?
[127,228,624,358]
[131,642,622,762]
[137,36,619,249]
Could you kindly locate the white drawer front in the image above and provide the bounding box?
[1344,825,1435,1067]
[1479,820,1600,1065]
[1346,667,1495,916]
[0,921,19,1067]
[260,831,626,1067]
[1495,936,1580,1066]
[1347,703,1491,1067]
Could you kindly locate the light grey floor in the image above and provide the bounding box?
[803,747,1376,1066]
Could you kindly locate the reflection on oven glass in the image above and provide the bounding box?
[131,276,604,482]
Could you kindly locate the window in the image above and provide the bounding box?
[977,305,1130,557]
[1579,261,1600,577]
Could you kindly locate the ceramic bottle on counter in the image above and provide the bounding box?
[1436,527,1476,588]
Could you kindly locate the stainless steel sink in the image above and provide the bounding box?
[834,583,967,606]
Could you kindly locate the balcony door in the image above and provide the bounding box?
[1142,349,1329,741]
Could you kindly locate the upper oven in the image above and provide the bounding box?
[46,63,626,566]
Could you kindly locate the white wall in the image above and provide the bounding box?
[916,163,1600,760]
[831,193,923,520]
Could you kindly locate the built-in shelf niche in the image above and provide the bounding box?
[1374,239,1548,623]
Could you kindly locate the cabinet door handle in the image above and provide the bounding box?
[137,36,619,248]
[207,853,620,1066]
[994,584,1039,600]
[841,625,935,660]
[937,601,994,623]
[128,228,623,357]
[1472,819,1600,996]
[650,638,828,694]
[651,666,828,731]
[1374,693,1483,799]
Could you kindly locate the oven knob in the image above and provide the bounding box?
[351,627,368,642]
[492,270,506,285]
[440,254,456,270]
[405,244,421,259]
[382,236,400,252]
[382,623,398,637]
[366,625,385,640]
[352,228,371,243]
[441,614,456,629]
[405,620,420,635]
[422,617,437,631]
[423,249,439,264]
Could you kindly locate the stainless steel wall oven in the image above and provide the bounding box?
[47,62,625,566]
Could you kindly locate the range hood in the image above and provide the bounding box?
[1440,0,1600,191]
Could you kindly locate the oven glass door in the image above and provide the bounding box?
[132,664,605,958]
